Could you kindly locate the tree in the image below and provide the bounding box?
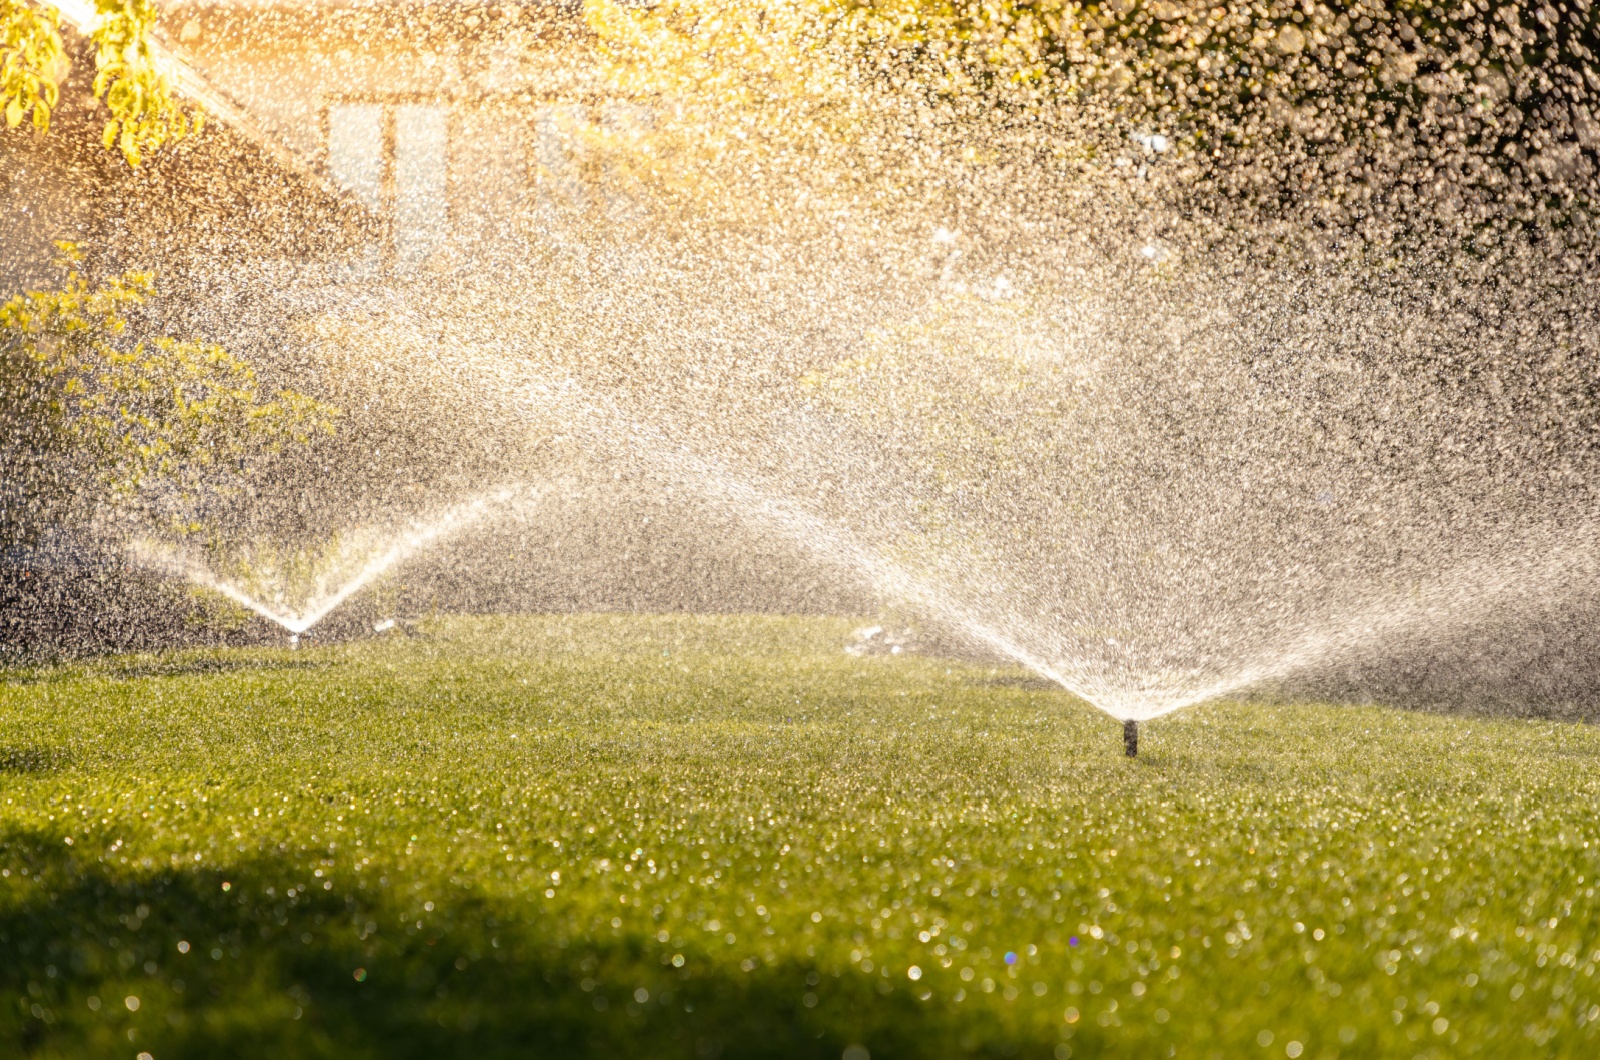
[2,0,199,164]
[0,243,339,548]
[587,0,1600,249]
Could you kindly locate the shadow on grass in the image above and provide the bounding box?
[0,748,71,775]
[0,830,1062,1060]
[2,655,331,688]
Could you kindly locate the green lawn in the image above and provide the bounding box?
[0,615,1597,1059]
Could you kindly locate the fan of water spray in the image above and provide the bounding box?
[86,0,1600,741]
[127,487,538,640]
[128,244,1600,736]
[171,303,1600,732]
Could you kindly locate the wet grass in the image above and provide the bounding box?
[0,613,1597,1059]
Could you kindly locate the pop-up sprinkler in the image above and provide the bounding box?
[1123,719,1138,757]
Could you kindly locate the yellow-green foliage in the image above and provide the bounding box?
[0,242,338,539]
[0,0,200,164]
[586,0,1600,238]
[588,0,1574,128]
[89,0,200,165]
[0,0,63,132]
[0,614,1597,1056]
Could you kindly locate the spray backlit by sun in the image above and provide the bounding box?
[126,488,537,638]
[11,0,1600,742]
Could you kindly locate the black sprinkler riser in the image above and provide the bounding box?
[1124,719,1138,757]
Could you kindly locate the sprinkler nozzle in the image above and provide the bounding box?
[1123,719,1138,757]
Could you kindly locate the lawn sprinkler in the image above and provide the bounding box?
[1123,719,1138,757]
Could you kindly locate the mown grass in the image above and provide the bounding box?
[0,614,1597,1059]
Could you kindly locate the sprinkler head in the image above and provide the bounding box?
[1123,719,1138,757]
[289,633,301,651]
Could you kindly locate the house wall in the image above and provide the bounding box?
[0,134,93,295]
[0,54,112,295]
[5,4,876,637]
[1,19,364,297]
[166,2,631,273]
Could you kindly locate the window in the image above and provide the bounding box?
[322,95,645,268]
[324,100,451,271]
[394,104,449,269]
[326,103,384,212]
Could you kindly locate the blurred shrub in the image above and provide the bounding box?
[0,241,339,547]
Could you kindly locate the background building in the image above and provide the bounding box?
[161,0,645,274]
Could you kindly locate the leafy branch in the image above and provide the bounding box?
[0,243,339,541]
[0,0,202,164]
[1,0,63,132]
[90,0,200,164]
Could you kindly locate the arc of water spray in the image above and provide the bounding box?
[128,487,535,636]
[322,310,1088,703]
[1145,525,1600,717]
[514,379,1600,724]
[510,380,1118,711]
[726,476,1600,722]
[271,315,1600,726]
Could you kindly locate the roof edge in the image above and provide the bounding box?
[52,0,357,208]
